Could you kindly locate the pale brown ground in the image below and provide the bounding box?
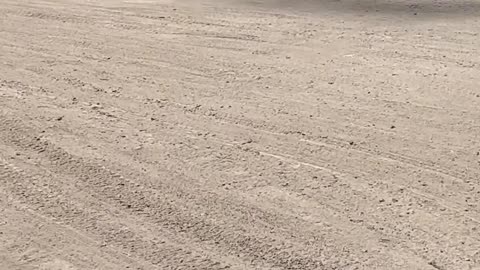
[1,0,480,269]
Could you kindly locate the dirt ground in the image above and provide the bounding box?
[1,0,480,269]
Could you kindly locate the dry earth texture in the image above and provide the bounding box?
[1,0,480,269]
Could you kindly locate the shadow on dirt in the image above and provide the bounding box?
[241,0,480,18]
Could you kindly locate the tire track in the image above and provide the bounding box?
[5,87,475,270]
[153,98,478,201]
[2,81,477,270]
[0,114,327,270]
[0,160,156,269]
[129,97,479,215]
[2,1,480,269]
[0,158,243,270]
[0,187,126,270]
[174,98,474,184]
[100,102,479,268]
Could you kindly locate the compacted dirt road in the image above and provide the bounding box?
[1,0,480,269]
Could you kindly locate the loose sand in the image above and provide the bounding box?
[1,0,479,269]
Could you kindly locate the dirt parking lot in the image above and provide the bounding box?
[1,0,480,269]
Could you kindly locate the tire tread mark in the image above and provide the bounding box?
[0,158,233,270]
[0,114,325,270]
[157,99,473,184]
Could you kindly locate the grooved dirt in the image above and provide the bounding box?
[0,0,479,269]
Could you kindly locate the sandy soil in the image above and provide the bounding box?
[1,0,480,269]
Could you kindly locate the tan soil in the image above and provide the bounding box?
[1,0,480,269]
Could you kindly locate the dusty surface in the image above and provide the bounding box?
[1,0,480,269]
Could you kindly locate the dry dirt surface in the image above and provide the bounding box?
[1,0,480,269]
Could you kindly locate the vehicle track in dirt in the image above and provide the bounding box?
[1,0,479,269]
